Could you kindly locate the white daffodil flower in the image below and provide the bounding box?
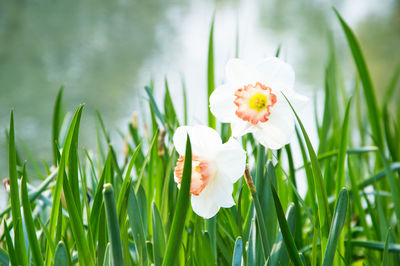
[173,125,246,219]
[210,57,308,149]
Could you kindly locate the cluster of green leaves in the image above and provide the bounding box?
[1,9,400,266]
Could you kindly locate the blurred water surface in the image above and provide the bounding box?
[0,0,399,198]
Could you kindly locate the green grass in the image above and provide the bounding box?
[0,9,399,266]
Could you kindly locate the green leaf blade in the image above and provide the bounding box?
[268,162,303,266]
[162,135,192,266]
[54,242,71,266]
[20,164,44,266]
[323,188,349,266]
[103,184,124,266]
[334,8,383,147]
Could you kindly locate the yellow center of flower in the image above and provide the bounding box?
[233,82,277,125]
[248,93,268,111]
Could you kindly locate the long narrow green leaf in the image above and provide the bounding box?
[334,8,383,147]
[295,127,318,219]
[97,204,107,265]
[62,165,94,265]
[264,158,278,249]
[349,240,400,252]
[296,146,378,171]
[383,64,400,107]
[152,202,166,266]
[137,186,148,238]
[206,217,217,265]
[336,98,352,196]
[207,14,216,129]
[52,86,64,165]
[103,184,124,266]
[135,131,158,193]
[8,110,28,266]
[269,203,296,266]
[48,105,84,251]
[56,105,93,265]
[323,188,349,266]
[181,77,188,125]
[37,218,55,257]
[383,107,399,161]
[54,242,70,266]
[247,219,257,265]
[20,164,44,266]
[162,135,192,266]
[285,95,331,255]
[348,158,374,241]
[164,78,180,130]
[268,162,303,266]
[285,145,302,248]
[120,220,132,266]
[378,150,400,233]
[244,166,270,260]
[90,150,112,242]
[116,142,142,224]
[96,110,111,144]
[382,228,391,266]
[3,222,17,266]
[127,186,148,265]
[103,243,112,266]
[232,237,243,266]
[358,162,400,188]
[145,86,171,138]
[0,248,9,266]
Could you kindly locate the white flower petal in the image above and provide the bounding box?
[231,118,256,137]
[191,169,238,218]
[215,138,246,183]
[191,192,220,219]
[256,57,295,91]
[211,177,236,208]
[209,84,237,123]
[226,58,258,86]
[253,101,294,149]
[173,126,190,155]
[173,125,222,156]
[253,123,293,149]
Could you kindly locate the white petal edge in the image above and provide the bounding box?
[191,175,236,219]
[231,117,257,137]
[173,125,222,156]
[256,57,295,92]
[209,84,237,123]
[215,138,246,183]
[210,177,236,208]
[191,193,220,219]
[253,115,294,150]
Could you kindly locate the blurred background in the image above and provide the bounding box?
[0,0,399,191]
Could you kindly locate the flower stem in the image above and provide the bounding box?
[244,165,270,259]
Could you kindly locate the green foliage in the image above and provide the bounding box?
[103,184,124,266]
[208,14,216,129]
[0,9,399,266]
[163,135,192,266]
[268,162,303,266]
[54,242,70,266]
[323,188,349,266]
[21,163,44,266]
